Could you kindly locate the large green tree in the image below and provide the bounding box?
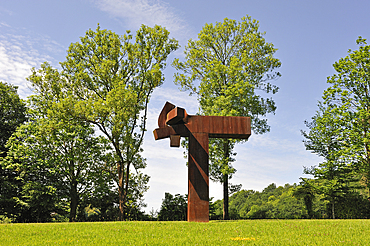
[0,82,27,221]
[302,37,370,218]
[172,16,281,219]
[321,37,370,193]
[28,25,179,220]
[301,102,358,219]
[3,101,111,222]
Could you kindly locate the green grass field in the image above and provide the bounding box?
[1,219,369,245]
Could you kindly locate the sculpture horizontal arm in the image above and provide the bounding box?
[154,116,251,140]
[154,102,251,143]
[153,124,190,140]
[186,116,251,139]
[153,126,176,140]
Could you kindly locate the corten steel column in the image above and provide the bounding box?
[153,102,251,222]
[188,132,209,222]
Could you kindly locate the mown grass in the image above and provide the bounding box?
[1,219,370,245]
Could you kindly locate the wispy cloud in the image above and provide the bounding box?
[0,24,64,98]
[91,0,192,41]
[151,87,198,111]
[0,6,13,17]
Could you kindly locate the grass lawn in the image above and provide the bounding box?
[1,219,369,245]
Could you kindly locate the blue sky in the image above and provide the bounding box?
[1,0,370,213]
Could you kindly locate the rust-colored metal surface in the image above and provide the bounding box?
[188,132,209,222]
[153,102,251,222]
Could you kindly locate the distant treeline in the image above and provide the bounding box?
[155,182,370,222]
[210,183,370,220]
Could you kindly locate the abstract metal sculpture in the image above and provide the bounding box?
[153,102,251,222]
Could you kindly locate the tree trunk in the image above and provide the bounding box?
[223,140,230,220]
[123,161,131,220]
[332,202,335,219]
[223,173,229,220]
[70,180,78,222]
[118,161,125,221]
[304,196,313,219]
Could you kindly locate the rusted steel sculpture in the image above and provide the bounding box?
[153,102,251,222]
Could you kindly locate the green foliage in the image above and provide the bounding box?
[292,178,316,218]
[302,37,370,219]
[172,15,281,132]
[1,80,115,222]
[157,193,187,221]
[2,108,111,222]
[211,183,309,220]
[331,191,370,219]
[0,215,12,224]
[302,103,360,204]
[321,37,370,190]
[27,24,179,220]
[0,82,27,157]
[172,15,281,219]
[208,139,237,183]
[83,205,101,221]
[0,82,27,222]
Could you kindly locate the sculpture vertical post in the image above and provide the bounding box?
[188,132,209,222]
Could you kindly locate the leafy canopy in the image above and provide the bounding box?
[27,24,179,220]
[173,15,281,133]
[0,82,27,156]
[301,37,370,218]
[173,15,281,220]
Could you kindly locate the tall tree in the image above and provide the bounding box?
[301,102,358,219]
[28,25,179,220]
[302,37,370,218]
[172,16,281,219]
[321,37,370,194]
[0,82,27,221]
[292,178,316,219]
[3,102,110,222]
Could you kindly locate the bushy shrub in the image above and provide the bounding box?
[0,215,13,224]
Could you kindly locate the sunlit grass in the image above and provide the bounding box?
[1,220,370,245]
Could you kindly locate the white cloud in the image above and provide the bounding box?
[0,24,64,99]
[0,22,11,28]
[91,0,192,41]
[0,7,13,17]
[151,87,198,111]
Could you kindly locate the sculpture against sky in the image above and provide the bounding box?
[153,102,251,222]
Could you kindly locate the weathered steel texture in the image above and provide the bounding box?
[170,135,181,147]
[154,114,251,140]
[153,124,189,140]
[166,107,187,125]
[153,101,251,222]
[158,102,175,128]
[185,115,251,139]
[188,132,209,222]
